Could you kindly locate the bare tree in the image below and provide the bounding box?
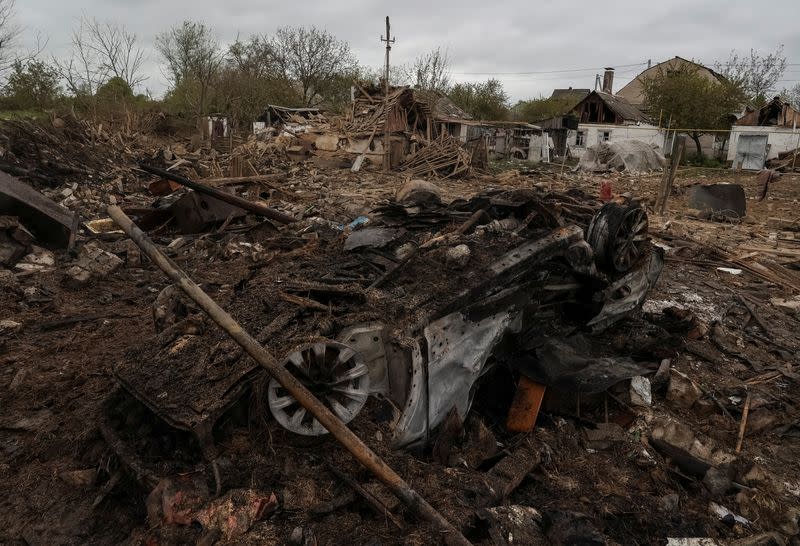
[403,47,451,93]
[156,21,222,115]
[780,83,800,109]
[0,0,22,75]
[268,26,359,107]
[82,17,146,90]
[716,45,787,105]
[54,18,109,98]
[55,17,146,99]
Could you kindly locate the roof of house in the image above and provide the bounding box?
[259,104,323,124]
[419,90,474,121]
[620,56,727,89]
[735,96,800,127]
[666,56,726,82]
[550,88,591,102]
[576,91,649,123]
[351,85,473,123]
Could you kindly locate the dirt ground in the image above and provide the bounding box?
[2,157,800,546]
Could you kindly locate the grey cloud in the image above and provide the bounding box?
[14,0,800,101]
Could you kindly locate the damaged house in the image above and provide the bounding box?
[727,96,800,170]
[341,84,483,177]
[246,87,481,177]
[568,82,661,159]
[252,105,326,136]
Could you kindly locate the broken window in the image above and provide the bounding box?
[575,131,586,146]
[600,131,611,142]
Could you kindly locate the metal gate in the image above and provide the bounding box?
[733,134,768,170]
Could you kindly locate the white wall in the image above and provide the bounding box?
[569,124,664,158]
[727,126,800,162]
[568,124,724,158]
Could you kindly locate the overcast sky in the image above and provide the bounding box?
[14,0,800,102]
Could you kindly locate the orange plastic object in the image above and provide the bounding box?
[599,180,612,201]
[505,376,546,433]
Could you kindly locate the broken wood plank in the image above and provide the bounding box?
[735,292,772,335]
[656,136,685,214]
[735,393,751,454]
[480,441,541,506]
[0,170,77,247]
[278,292,330,312]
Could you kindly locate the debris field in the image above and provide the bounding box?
[1,116,800,546]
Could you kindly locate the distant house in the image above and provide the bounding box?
[727,97,800,169]
[613,57,733,158]
[420,90,478,142]
[616,56,726,108]
[573,90,649,125]
[536,115,579,158]
[567,90,664,158]
[529,89,588,157]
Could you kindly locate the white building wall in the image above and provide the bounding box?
[727,126,800,162]
[569,124,665,158]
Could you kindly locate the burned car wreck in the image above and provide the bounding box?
[100,182,663,486]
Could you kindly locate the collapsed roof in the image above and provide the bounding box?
[736,96,800,127]
[572,91,650,125]
[258,105,325,126]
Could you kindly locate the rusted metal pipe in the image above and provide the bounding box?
[107,205,471,546]
[138,163,297,225]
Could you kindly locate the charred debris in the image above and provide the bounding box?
[2,113,800,546]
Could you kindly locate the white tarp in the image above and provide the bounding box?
[578,138,666,172]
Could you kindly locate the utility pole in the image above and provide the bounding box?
[381,16,395,172]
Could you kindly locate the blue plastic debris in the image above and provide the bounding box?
[340,216,370,231]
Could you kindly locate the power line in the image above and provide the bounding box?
[450,61,647,76]
[451,60,800,77]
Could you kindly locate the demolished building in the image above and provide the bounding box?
[728,96,800,170]
[4,101,800,546]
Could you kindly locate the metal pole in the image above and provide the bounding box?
[381,16,395,172]
[106,205,471,546]
[138,164,296,225]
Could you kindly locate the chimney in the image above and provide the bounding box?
[602,67,615,94]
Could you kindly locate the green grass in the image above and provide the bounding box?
[490,158,538,174]
[0,109,48,121]
[683,154,725,169]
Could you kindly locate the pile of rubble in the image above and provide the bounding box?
[2,115,800,546]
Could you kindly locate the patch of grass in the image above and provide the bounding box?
[683,154,725,169]
[0,109,48,121]
[490,158,537,174]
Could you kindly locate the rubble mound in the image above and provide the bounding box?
[578,138,666,172]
